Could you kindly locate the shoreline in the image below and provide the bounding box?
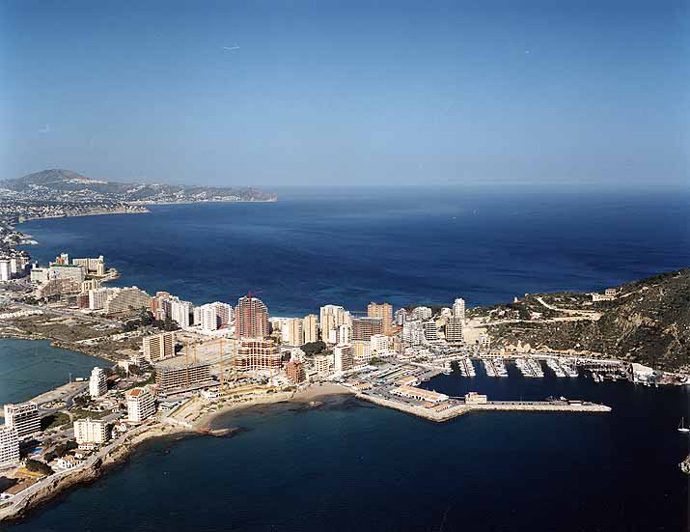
[0,382,352,524]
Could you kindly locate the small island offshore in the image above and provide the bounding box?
[0,172,689,523]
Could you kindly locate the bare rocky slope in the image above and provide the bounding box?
[478,269,690,371]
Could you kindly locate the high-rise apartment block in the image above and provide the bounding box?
[4,403,40,438]
[89,367,107,398]
[170,298,193,328]
[155,361,213,393]
[281,318,304,346]
[234,338,281,371]
[126,388,156,423]
[446,316,464,344]
[319,305,350,344]
[452,298,466,321]
[334,344,354,373]
[72,255,106,276]
[352,317,383,341]
[235,295,269,339]
[0,426,20,467]
[367,302,393,335]
[104,287,151,316]
[143,332,175,362]
[302,314,318,344]
[74,418,109,444]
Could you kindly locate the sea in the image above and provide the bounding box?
[2,187,689,531]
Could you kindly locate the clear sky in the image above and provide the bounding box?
[0,0,687,188]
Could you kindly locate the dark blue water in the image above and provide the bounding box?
[0,339,108,405]
[6,188,690,531]
[5,372,689,532]
[18,188,690,315]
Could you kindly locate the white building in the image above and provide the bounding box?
[0,260,9,282]
[422,320,439,341]
[88,287,110,310]
[3,403,40,438]
[370,334,390,355]
[89,367,107,398]
[313,354,333,375]
[410,306,433,321]
[74,418,109,445]
[126,388,156,423]
[452,298,466,321]
[402,320,424,346]
[213,302,233,327]
[338,324,352,345]
[0,426,20,467]
[170,298,193,328]
[195,304,219,332]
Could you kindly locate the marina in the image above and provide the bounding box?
[481,357,508,378]
[457,357,476,377]
[515,357,545,378]
[545,358,566,377]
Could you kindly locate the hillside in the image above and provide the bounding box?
[0,169,277,203]
[475,269,690,371]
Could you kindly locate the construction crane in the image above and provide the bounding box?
[243,290,263,338]
[184,340,191,388]
[218,337,224,389]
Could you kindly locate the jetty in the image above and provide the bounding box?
[357,391,611,423]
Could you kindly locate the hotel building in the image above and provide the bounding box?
[143,332,175,362]
[126,388,156,423]
[4,403,40,438]
[0,426,20,467]
[367,302,393,335]
[89,367,107,398]
[235,295,269,339]
[352,317,383,341]
[74,418,109,445]
[302,314,318,343]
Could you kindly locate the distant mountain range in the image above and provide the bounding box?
[0,169,277,203]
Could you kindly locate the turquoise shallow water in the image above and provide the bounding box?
[0,338,108,405]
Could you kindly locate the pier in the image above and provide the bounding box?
[357,392,611,423]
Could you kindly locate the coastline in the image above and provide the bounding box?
[0,382,352,524]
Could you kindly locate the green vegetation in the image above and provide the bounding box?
[302,341,327,356]
[123,310,180,333]
[25,459,54,476]
[44,440,78,462]
[71,408,110,420]
[40,412,71,431]
[72,394,92,408]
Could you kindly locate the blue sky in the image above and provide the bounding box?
[0,0,687,188]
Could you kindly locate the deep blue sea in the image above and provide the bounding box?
[17,187,690,315]
[4,188,689,531]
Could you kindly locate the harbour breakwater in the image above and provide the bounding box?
[356,394,611,423]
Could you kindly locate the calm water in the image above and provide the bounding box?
[6,188,690,531]
[0,339,107,405]
[5,371,689,532]
[18,188,690,315]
